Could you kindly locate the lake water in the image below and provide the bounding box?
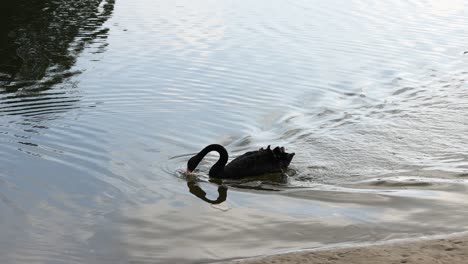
[1,0,468,263]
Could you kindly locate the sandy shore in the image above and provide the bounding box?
[229,233,468,264]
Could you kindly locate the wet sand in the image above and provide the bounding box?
[229,233,468,264]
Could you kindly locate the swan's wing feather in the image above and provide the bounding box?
[224,146,294,178]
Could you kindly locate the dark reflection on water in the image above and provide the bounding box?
[0,0,114,158]
[185,171,294,204]
[187,180,227,204]
[1,0,468,263]
[0,0,114,93]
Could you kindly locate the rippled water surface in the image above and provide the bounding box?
[1,0,468,263]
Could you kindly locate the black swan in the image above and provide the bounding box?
[187,144,295,179]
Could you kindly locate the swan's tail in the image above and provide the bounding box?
[260,145,295,168]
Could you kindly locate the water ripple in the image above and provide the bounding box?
[2,0,468,263]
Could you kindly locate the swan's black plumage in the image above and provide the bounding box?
[187,144,295,179]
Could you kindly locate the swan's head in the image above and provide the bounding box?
[187,155,201,173]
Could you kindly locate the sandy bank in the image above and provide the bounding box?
[229,233,468,264]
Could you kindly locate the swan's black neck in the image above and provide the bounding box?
[196,144,228,178]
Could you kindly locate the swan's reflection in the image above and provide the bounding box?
[185,176,286,204]
[186,180,227,204]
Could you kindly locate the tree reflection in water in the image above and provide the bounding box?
[0,0,116,163]
[0,0,115,93]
